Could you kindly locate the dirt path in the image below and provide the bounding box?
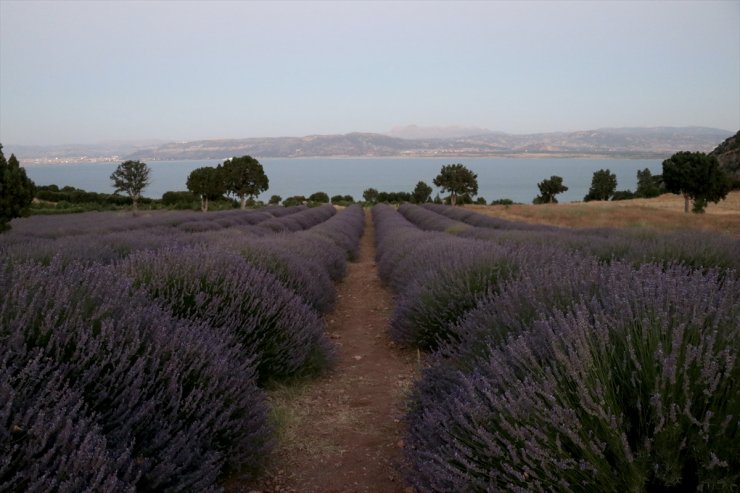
[239,210,417,493]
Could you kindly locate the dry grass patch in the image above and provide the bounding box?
[468,191,740,235]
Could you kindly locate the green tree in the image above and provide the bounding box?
[110,159,151,213]
[221,155,269,209]
[362,187,379,204]
[433,163,478,206]
[491,198,513,205]
[534,175,568,204]
[268,194,282,205]
[186,166,226,212]
[282,195,306,207]
[309,191,330,203]
[331,194,354,205]
[635,168,662,198]
[0,145,36,232]
[412,181,433,204]
[662,151,732,213]
[584,169,617,201]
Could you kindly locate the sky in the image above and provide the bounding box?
[0,0,738,146]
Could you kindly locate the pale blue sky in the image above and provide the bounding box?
[1,0,738,145]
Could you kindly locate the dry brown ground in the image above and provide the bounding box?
[231,210,417,493]
[468,191,740,235]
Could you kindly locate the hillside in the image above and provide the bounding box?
[121,127,732,161]
[10,127,733,163]
[709,130,740,182]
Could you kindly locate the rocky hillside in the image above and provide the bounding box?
[709,130,740,184]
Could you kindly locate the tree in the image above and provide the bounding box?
[268,194,282,205]
[221,155,269,209]
[584,169,617,201]
[331,194,354,204]
[635,168,662,198]
[309,191,330,203]
[283,195,307,207]
[0,145,36,232]
[433,163,478,206]
[110,160,150,212]
[534,175,568,204]
[362,187,379,204]
[161,190,197,208]
[412,181,433,204]
[186,166,226,212]
[662,151,732,213]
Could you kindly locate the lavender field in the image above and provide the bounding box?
[373,204,739,492]
[1,202,738,492]
[0,205,365,491]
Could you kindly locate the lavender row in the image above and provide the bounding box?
[1,205,365,490]
[403,203,740,271]
[4,205,306,240]
[202,204,365,313]
[119,245,334,383]
[373,205,739,490]
[1,258,271,491]
[0,204,341,270]
[405,262,739,491]
[373,204,517,349]
[420,202,559,231]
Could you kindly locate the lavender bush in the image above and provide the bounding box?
[253,203,336,235]
[120,245,335,382]
[389,244,516,349]
[240,239,337,313]
[1,258,272,491]
[1,356,134,493]
[236,205,365,313]
[305,204,365,261]
[397,203,472,234]
[373,204,444,290]
[405,264,739,492]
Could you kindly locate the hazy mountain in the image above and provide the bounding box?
[9,140,167,164]
[10,127,734,163]
[124,127,731,161]
[387,124,496,140]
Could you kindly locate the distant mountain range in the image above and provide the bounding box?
[10,127,735,164]
[387,124,498,140]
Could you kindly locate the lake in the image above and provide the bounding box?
[22,157,662,204]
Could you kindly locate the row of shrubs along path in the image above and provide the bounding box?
[239,210,418,493]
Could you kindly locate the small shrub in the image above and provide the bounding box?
[490,198,513,205]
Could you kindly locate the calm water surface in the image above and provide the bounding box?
[23,157,662,204]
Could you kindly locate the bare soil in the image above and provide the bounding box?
[233,210,418,493]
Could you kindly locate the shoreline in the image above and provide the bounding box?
[20,153,669,166]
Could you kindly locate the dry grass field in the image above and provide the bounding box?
[468,191,740,235]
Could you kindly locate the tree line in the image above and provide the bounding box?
[1,144,735,232]
[536,151,732,213]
